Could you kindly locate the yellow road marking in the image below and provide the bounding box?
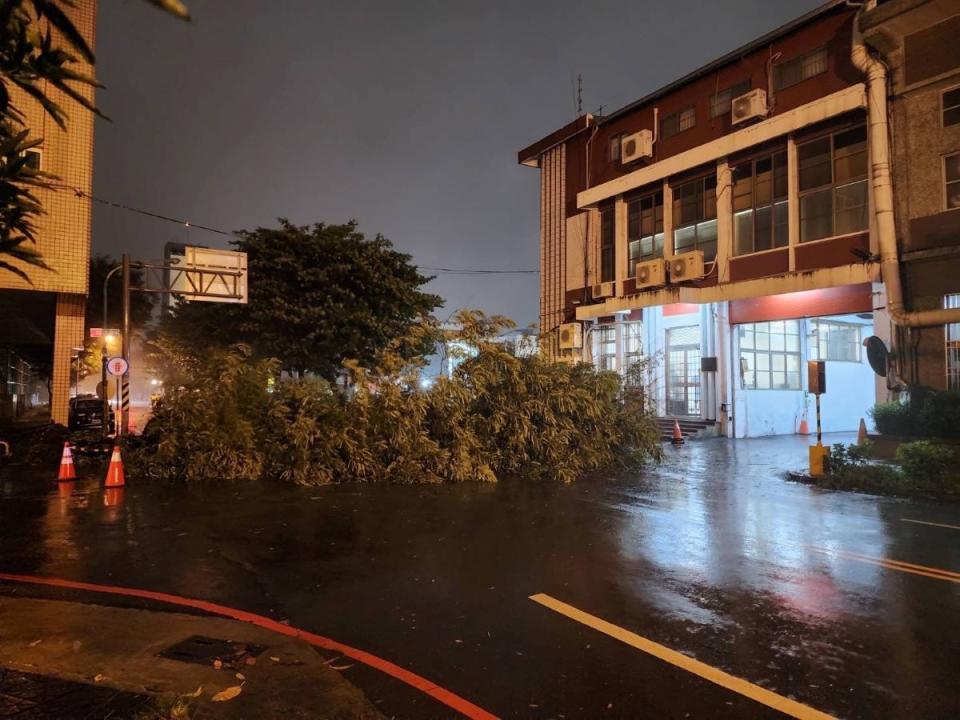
[901,518,960,531]
[810,547,960,583]
[529,593,835,720]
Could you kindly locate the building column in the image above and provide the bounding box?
[716,159,733,283]
[51,293,85,425]
[614,194,628,296]
[787,134,800,272]
[662,180,674,261]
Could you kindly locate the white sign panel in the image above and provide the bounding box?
[170,246,248,304]
[107,357,129,376]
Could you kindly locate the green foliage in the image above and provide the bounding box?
[134,311,663,485]
[825,441,872,475]
[149,219,442,382]
[895,440,956,494]
[869,390,960,440]
[0,1,187,278]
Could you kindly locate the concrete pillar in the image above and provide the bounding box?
[787,134,800,272]
[614,195,628,295]
[662,180,675,261]
[716,159,733,283]
[51,293,85,425]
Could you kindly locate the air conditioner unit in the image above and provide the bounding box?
[635,259,666,290]
[670,250,705,282]
[731,88,768,125]
[558,322,583,350]
[621,129,653,163]
[592,281,615,300]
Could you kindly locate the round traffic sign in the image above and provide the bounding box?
[107,357,129,376]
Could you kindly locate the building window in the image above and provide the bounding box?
[21,149,41,171]
[733,150,788,255]
[809,319,861,362]
[673,174,717,260]
[946,152,960,210]
[947,295,960,391]
[943,87,960,127]
[798,125,869,242]
[773,47,828,91]
[598,325,617,371]
[599,204,615,283]
[610,134,623,162]
[710,80,751,118]
[623,322,643,368]
[738,320,801,390]
[627,190,664,274]
[661,106,696,139]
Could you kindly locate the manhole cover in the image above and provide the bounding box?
[158,635,265,666]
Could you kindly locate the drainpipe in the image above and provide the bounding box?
[851,1,960,328]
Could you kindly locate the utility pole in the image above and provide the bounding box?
[121,253,131,436]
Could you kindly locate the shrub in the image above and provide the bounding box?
[915,391,960,441]
[869,401,911,437]
[895,440,955,494]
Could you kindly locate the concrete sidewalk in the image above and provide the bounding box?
[0,595,383,719]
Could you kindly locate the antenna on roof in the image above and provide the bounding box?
[577,74,583,116]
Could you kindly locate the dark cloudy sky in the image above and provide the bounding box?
[92,0,821,326]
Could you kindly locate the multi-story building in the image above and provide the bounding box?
[517,0,960,438]
[0,1,97,424]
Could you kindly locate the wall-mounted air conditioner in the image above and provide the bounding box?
[669,250,705,282]
[635,259,666,290]
[592,281,615,300]
[731,88,768,125]
[621,129,653,163]
[558,322,583,350]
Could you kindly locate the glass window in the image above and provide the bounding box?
[672,174,717,260]
[947,294,960,391]
[733,151,788,255]
[623,322,643,368]
[798,125,869,242]
[661,106,696,139]
[627,191,664,273]
[22,150,41,171]
[610,134,622,162]
[946,152,960,210]
[943,87,960,127]
[710,80,751,118]
[738,320,802,390]
[809,319,861,362]
[600,205,615,283]
[598,325,617,371]
[774,47,828,91]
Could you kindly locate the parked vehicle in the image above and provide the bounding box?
[68,395,115,433]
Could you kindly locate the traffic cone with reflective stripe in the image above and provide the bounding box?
[798,417,809,435]
[104,444,125,488]
[57,442,76,481]
[857,418,868,445]
[671,419,685,445]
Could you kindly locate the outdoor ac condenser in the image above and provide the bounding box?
[621,129,653,163]
[591,281,615,300]
[670,250,705,282]
[731,88,768,125]
[635,259,666,290]
[558,322,583,350]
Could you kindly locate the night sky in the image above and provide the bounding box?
[92,0,821,327]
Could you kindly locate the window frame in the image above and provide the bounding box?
[808,319,862,362]
[773,47,828,91]
[672,173,718,260]
[710,79,751,119]
[946,294,960,391]
[609,133,624,163]
[599,204,616,283]
[598,324,617,372]
[626,189,664,274]
[797,124,869,242]
[732,149,789,256]
[944,151,960,212]
[738,320,802,390]
[20,148,42,171]
[942,85,960,128]
[623,321,643,369]
[661,106,696,139]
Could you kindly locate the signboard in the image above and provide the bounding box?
[808,360,826,395]
[107,357,129,377]
[89,327,103,338]
[169,246,248,304]
[96,380,116,399]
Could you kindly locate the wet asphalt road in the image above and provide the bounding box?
[1,432,959,719]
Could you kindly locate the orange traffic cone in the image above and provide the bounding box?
[857,418,868,445]
[104,444,125,488]
[671,419,685,445]
[57,441,76,481]
[798,417,809,435]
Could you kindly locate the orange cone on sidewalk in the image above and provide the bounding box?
[57,441,77,481]
[798,418,809,435]
[671,419,685,445]
[857,418,868,445]
[104,444,125,488]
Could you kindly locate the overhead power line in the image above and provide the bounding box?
[51,182,538,274]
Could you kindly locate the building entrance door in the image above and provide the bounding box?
[666,325,701,417]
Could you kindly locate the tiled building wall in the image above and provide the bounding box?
[51,293,85,424]
[0,0,96,294]
[540,145,566,359]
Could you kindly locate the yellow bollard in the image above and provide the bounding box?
[809,443,828,477]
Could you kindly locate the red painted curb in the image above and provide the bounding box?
[0,572,498,720]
